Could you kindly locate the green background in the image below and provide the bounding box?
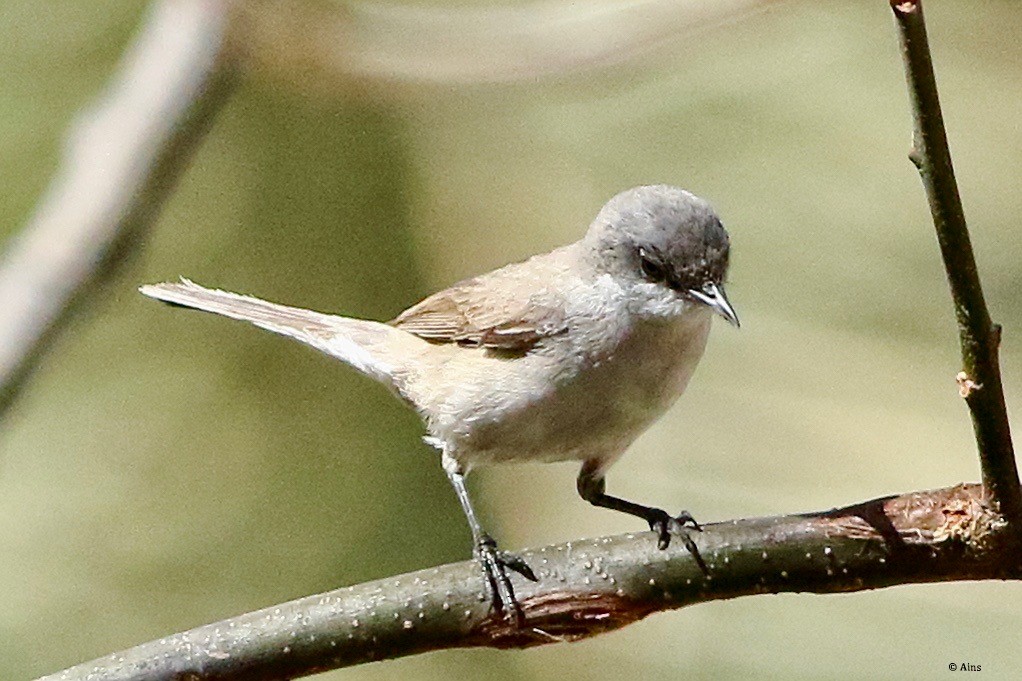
[2,1,1021,679]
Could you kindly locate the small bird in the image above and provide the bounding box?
[140,185,738,621]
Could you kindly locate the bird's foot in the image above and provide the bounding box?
[647,508,708,573]
[475,534,538,626]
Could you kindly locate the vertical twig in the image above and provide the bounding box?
[890,0,1021,524]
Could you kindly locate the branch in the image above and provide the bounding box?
[891,0,1021,523]
[36,484,1021,681]
[0,0,236,417]
[231,0,781,90]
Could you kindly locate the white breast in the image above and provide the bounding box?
[425,300,714,471]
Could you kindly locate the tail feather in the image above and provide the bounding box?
[140,279,398,384]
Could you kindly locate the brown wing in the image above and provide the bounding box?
[389,261,568,352]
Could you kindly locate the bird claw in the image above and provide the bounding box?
[495,549,539,582]
[648,509,708,574]
[475,534,536,625]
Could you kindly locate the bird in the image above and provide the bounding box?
[140,184,738,622]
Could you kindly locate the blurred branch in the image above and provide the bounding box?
[891,0,1021,524]
[231,0,780,91]
[0,0,236,416]
[37,484,1021,681]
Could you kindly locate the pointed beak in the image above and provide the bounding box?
[688,282,740,328]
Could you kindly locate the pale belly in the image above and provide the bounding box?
[423,309,713,469]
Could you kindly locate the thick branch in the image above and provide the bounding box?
[890,1,1020,522]
[0,0,236,416]
[37,484,1021,681]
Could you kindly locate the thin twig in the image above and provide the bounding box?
[36,484,1019,681]
[890,0,1021,523]
[0,0,236,416]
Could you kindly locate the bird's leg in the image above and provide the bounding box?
[577,459,707,573]
[442,453,537,624]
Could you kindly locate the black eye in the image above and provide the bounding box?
[638,248,666,282]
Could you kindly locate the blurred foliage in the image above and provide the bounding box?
[2,1,1021,679]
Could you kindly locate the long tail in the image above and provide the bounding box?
[140,279,401,384]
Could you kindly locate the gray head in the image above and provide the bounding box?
[582,185,738,326]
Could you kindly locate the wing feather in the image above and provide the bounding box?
[389,255,569,352]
